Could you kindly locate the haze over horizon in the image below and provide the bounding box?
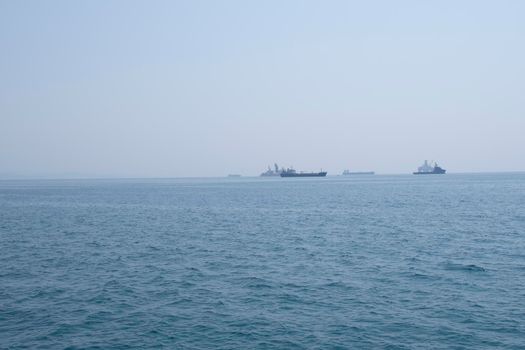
[1,1,524,178]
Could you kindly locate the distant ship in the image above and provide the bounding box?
[342,170,375,175]
[227,174,241,177]
[413,160,446,175]
[260,163,284,177]
[280,168,327,177]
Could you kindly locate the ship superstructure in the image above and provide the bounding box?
[260,163,284,177]
[413,160,446,175]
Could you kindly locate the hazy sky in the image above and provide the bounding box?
[1,0,524,177]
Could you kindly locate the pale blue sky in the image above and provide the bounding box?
[1,0,524,177]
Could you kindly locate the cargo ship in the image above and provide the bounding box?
[413,160,446,175]
[342,170,375,175]
[280,168,327,177]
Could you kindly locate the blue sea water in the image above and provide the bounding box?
[1,174,524,349]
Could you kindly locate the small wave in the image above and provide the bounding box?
[410,273,433,279]
[323,281,352,289]
[236,276,274,289]
[444,263,486,272]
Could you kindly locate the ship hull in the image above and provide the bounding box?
[281,172,327,177]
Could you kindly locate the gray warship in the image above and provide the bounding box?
[413,160,446,175]
[260,163,284,177]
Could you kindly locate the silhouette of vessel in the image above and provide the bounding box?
[413,160,446,175]
[342,170,375,175]
[280,168,327,177]
[260,163,283,177]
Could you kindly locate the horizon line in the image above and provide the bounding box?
[1,171,525,181]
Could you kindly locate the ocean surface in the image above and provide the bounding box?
[1,173,524,349]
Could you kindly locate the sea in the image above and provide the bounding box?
[1,173,524,349]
